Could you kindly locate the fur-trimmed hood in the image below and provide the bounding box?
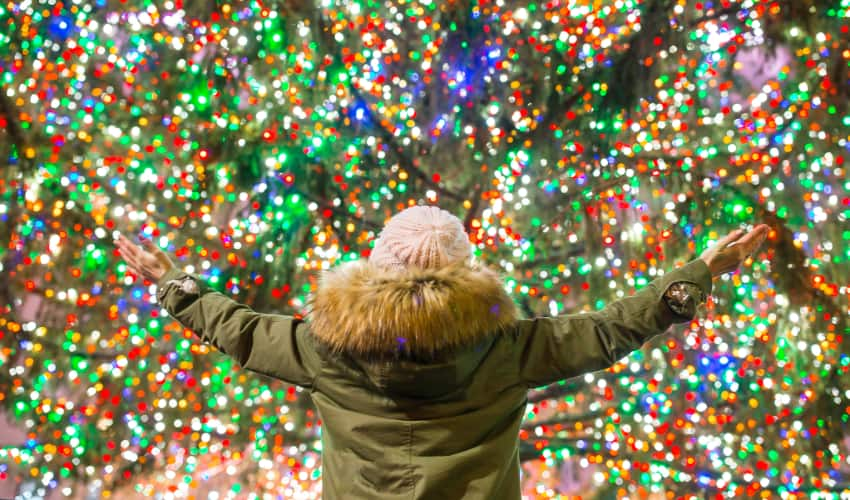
[307,260,519,359]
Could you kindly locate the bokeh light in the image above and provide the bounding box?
[1,0,849,497]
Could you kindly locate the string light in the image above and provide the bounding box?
[1,0,848,497]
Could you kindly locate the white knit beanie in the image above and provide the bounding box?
[369,206,472,270]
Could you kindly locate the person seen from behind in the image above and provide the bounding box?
[114,205,770,499]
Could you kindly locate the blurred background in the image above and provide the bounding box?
[0,0,849,498]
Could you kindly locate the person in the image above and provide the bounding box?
[114,206,769,499]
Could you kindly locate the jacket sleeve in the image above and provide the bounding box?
[514,259,713,387]
[155,267,318,388]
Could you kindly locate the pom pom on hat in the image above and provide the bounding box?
[369,206,471,270]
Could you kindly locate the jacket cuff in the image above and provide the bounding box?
[655,259,713,320]
[155,267,201,305]
[658,259,712,295]
[156,266,188,288]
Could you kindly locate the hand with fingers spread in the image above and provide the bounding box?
[113,233,175,283]
[699,224,770,277]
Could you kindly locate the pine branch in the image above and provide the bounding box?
[348,84,466,203]
[310,13,465,204]
[687,7,742,28]
[527,369,639,404]
[514,246,587,271]
[0,90,33,328]
[13,332,120,361]
[462,181,485,233]
[519,437,589,462]
[0,92,33,173]
[293,166,384,232]
[521,410,607,431]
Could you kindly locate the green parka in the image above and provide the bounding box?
[155,258,712,499]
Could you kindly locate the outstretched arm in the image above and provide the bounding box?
[114,234,318,387]
[515,225,769,387]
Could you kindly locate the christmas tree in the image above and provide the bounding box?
[1,0,848,497]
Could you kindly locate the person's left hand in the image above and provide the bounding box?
[114,233,175,282]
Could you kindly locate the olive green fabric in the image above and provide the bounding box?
[156,258,712,499]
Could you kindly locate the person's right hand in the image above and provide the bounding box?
[699,225,770,277]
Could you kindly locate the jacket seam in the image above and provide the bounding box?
[407,424,414,499]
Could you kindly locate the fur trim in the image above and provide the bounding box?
[307,260,518,358]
